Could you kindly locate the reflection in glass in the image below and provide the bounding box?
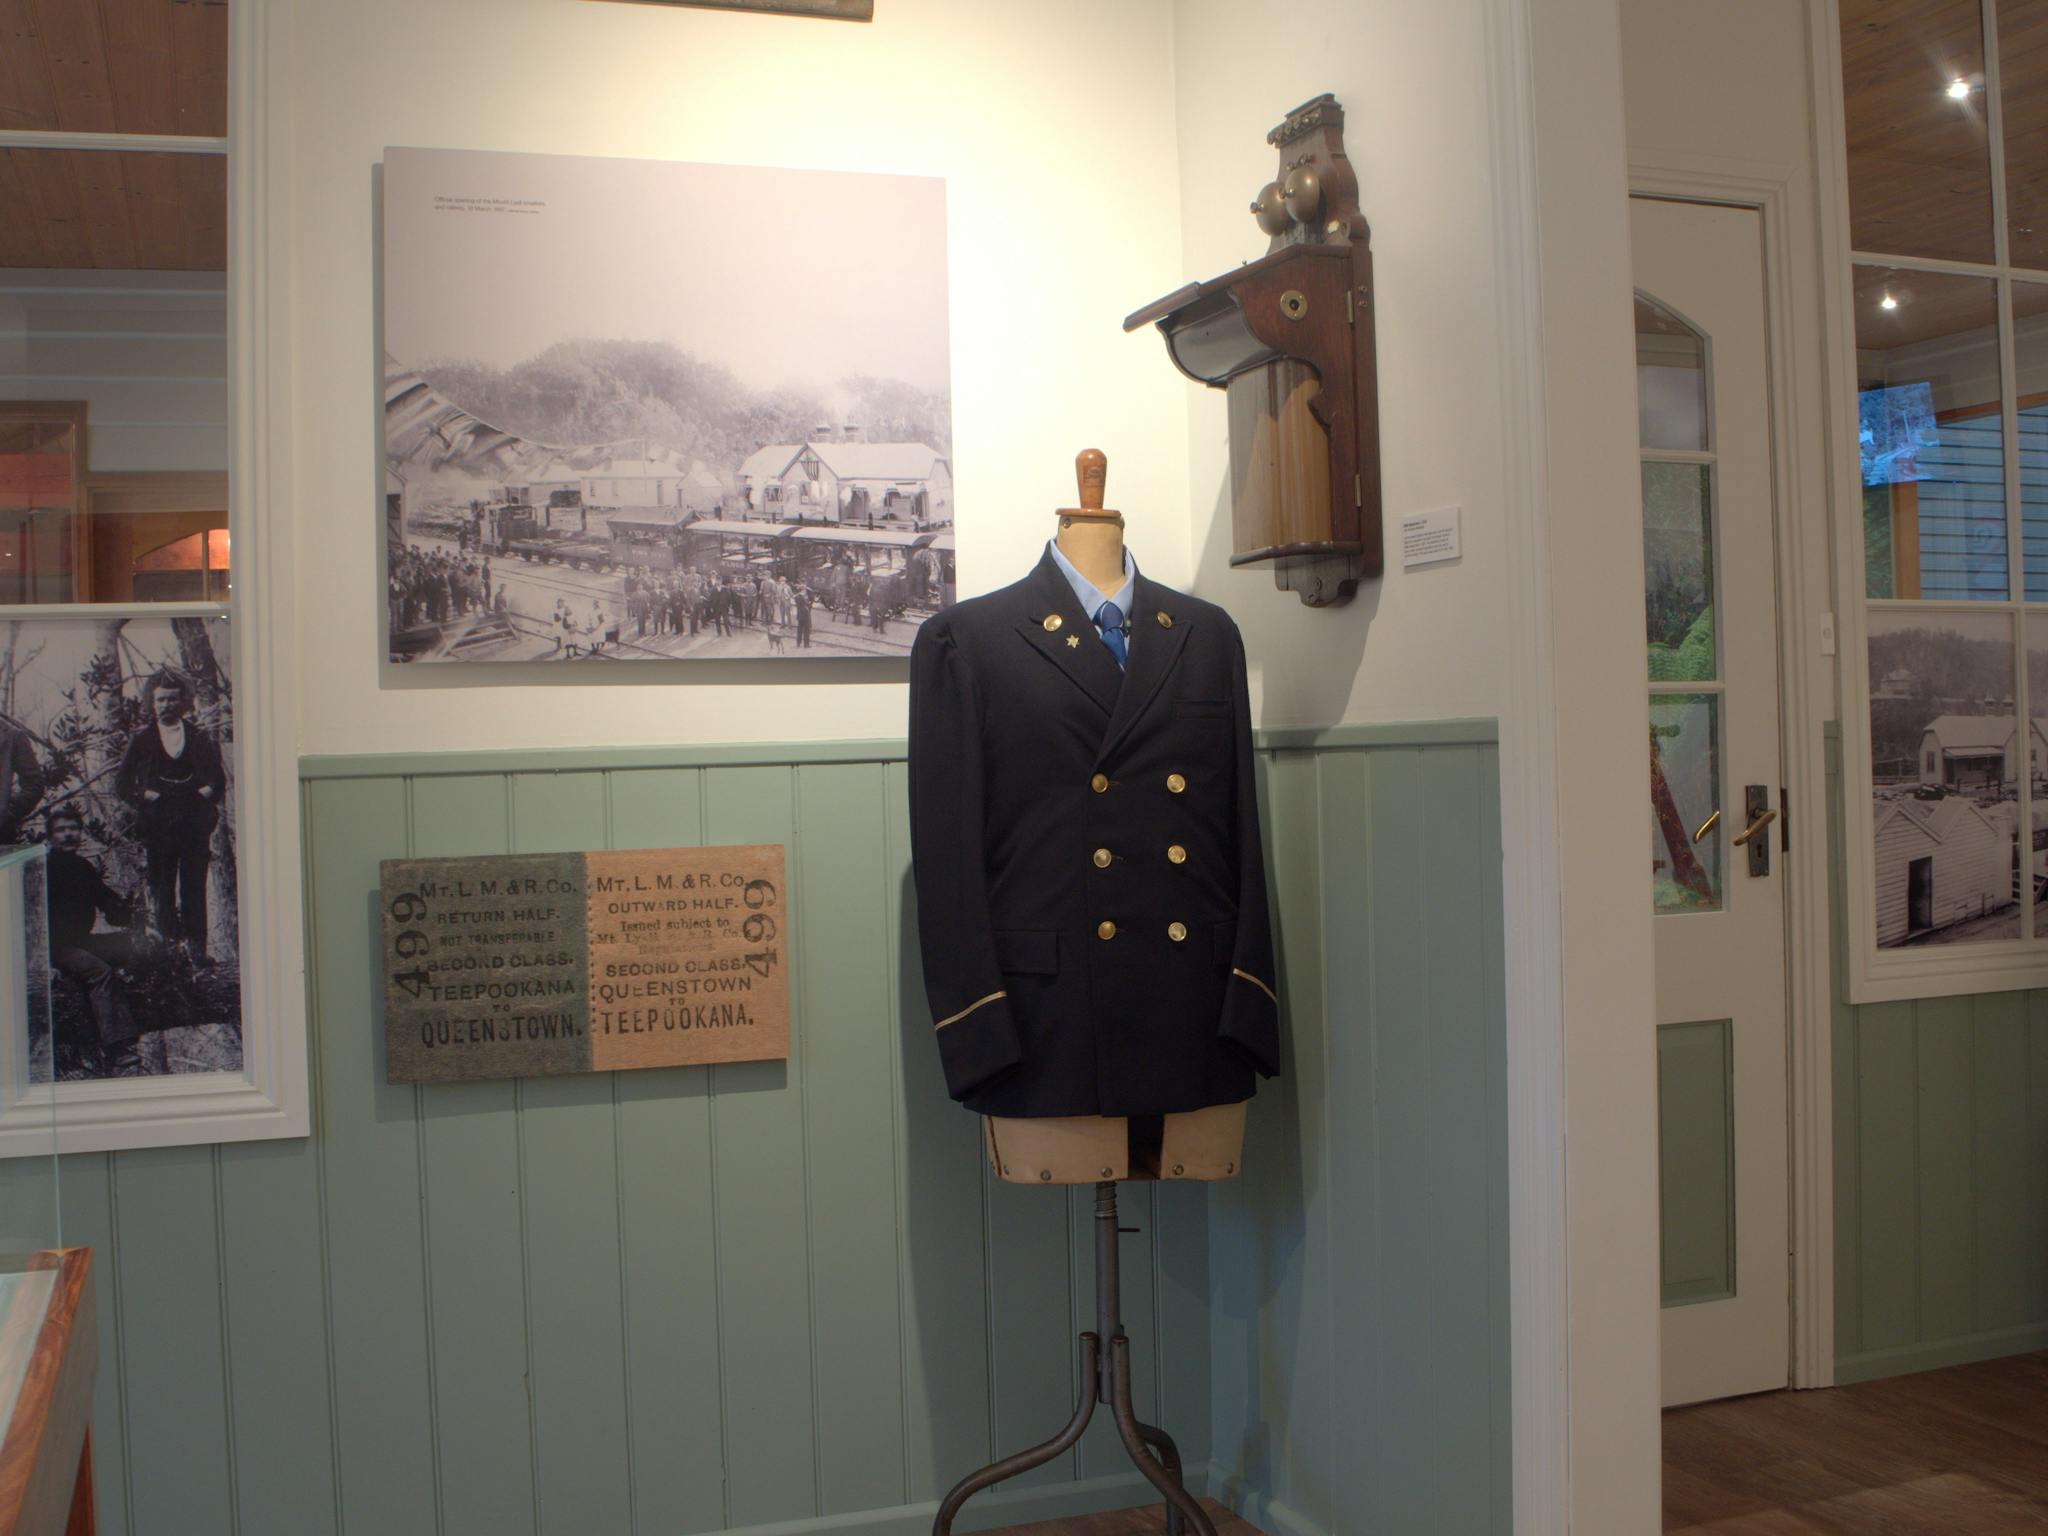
[1636,294,1707,452]
[1651,695,1722,914]
[1999,1,2048,272]
[1856,267,2007,600]
[1841,0,1996,264]
[2016,283,2048,596]
[1644,463,1717,682]
[1868,608,2020,946]
[1,150,226,271]
[0,418,81,605]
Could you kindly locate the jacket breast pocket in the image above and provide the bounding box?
[995,929,1060,976]
[1180,698,1232,721]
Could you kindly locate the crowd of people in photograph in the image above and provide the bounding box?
[387,515,949,658]
[611,566,822,650]
[389,544,500,633]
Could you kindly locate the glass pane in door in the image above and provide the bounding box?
[1636,294,1708,451]
[1644,462,1717,683]
[1652,694,1723,913]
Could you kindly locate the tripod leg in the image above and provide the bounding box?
[1109,1337,1215,1536]
[932,1333,1100,1536]
[1133,1419,1188,1536]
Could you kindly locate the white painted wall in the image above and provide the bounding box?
[1170,0,1512,728]
[0,270,228,473]
[285,0,1193,756]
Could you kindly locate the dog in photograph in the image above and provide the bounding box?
[765,627,788,655]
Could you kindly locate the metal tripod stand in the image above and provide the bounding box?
[932,1181,1216,1536]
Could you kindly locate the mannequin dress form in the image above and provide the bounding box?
[981,450,1250,1188]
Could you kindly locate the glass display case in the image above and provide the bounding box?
[0,843,93,1532]
[0,843,60,1244]
[0,840,64,1424]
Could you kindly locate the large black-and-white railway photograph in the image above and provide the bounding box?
[381,146,955,665]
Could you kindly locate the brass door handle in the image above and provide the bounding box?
[1731,807,1777,847]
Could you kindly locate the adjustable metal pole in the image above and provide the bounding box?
[932,1181,1216,1536]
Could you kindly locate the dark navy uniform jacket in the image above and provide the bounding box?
[908,547,1280,1117]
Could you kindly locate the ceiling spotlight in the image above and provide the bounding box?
[1948,76,1972,99]
[1880,293,1899,310]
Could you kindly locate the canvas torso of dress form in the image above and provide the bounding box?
[906,451,1279,1185]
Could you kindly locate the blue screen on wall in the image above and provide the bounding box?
[1860,382,1938,487]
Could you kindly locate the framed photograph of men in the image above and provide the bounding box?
[382,146,956,666]
[0,616,241,1084]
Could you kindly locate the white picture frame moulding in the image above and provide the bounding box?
[0,0,309,1155]
[1819,0,2048,1006]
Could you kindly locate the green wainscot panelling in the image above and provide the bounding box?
[27,725,1507,1536]
[1210,738,1512,1536]
[1657,1019,1735,1308]
[1825,725,2048,1384]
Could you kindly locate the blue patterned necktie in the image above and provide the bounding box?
[1096,600,1128,670]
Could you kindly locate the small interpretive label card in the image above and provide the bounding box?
[1401,506,1462,569]
[379,846,788,1083]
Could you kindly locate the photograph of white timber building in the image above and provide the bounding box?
[741,428,953,525]
[1916,713,2048,791]
[1871,794,2016,946]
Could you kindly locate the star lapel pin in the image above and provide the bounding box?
[1066,634,1080,648]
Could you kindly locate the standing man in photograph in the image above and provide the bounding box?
[117,669,227,963]
[794,580,815,649]
[0,714,46,845]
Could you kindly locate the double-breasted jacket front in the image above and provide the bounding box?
[907,548,1280,1118]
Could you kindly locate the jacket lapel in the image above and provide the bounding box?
[1014,548,1122,717]
[1096,573,1189,766]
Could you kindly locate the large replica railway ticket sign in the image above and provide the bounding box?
[379,846,788,1084]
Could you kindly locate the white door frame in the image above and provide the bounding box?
[1494,4,1848,1530]
[1627,157,1838,1391]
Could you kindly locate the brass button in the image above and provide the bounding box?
[1043,613,1063,632]
[1093,847,1113,868]
[1097,920,1117,940]
[1168,921,1188,943]
[1091,772,1110,793]
[1167,844,1188,864]
[1166,773,1186,794]
[1156,611,1173,628]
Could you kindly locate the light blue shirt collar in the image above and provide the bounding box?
[1047,539,1136,629]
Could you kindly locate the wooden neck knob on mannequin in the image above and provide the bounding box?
[1058,447,1120,526]
[1055,448,1128,597]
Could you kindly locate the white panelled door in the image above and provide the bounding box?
[1634,196,1791,1407]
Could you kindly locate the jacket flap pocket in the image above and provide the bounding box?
[1209,920,1238,963]
[1182,698,1232,719]
[995,929,1060,975]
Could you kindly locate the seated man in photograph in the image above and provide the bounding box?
[116,668,227,964]
[42,803,145,1074]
